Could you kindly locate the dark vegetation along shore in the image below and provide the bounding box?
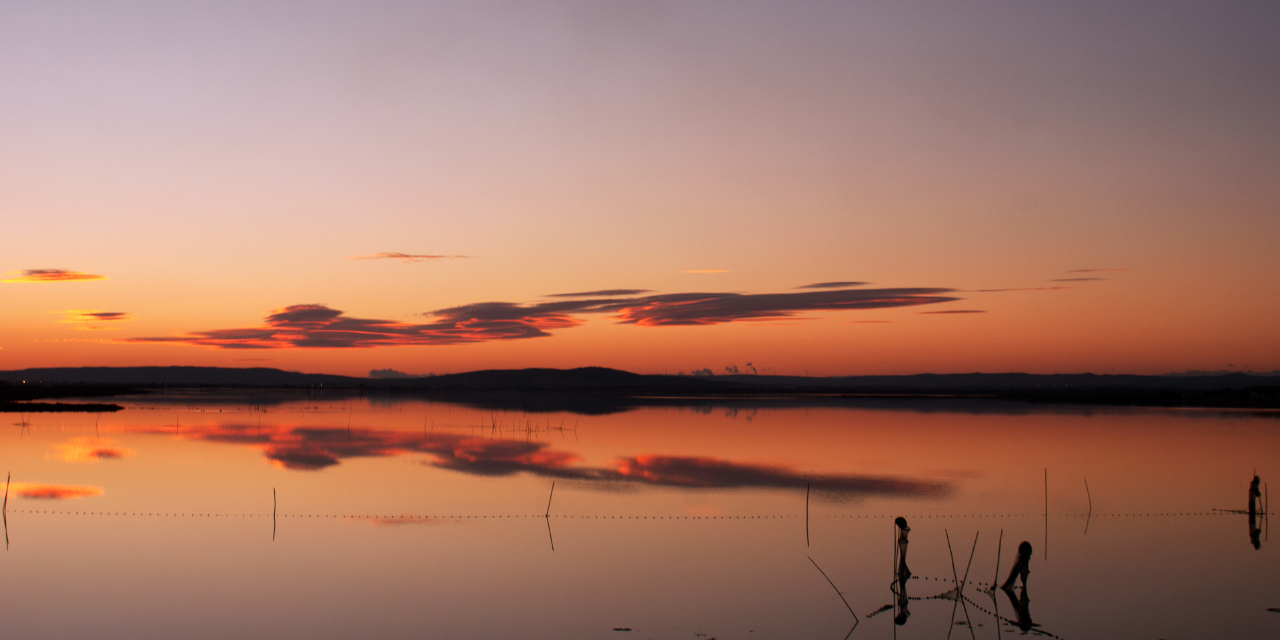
[2,366,1280,413]
[0,381,131,413]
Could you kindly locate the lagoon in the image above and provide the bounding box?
[1,394,1276,639]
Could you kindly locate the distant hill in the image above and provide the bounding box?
[2,366,1279,409]
[715,371,1280,392]
[0,366,357,386]
[3,365,1278,391]
[389,367,724,391]
[0,366,723,392]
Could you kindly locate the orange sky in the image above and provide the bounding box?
[2,1,1278,377]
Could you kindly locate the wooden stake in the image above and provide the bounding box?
[992,529,1003,590]
[544,514,555,552]
[960,531,979,595]
[806,482,811,548]
[944,530,961,640]
[1084,478,1092,535]
[808,556,858,622]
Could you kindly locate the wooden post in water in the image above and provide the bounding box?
[807,556,858,623]
[1084,478,1093,535]
[544,481,556,552]
[805,482,811,548]
[992,529,1003,590]
[944,529,962,640]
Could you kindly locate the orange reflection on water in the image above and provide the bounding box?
[121,421,949,499]
[50,437,136,463]
[9,483,105,500]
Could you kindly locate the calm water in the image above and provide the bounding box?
[2,394,1277,639]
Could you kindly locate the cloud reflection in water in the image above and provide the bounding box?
[10,483,105,500]
[126,424,951,499]
[51,438,136,463]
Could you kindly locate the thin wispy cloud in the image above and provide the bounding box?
[545,289,651,298]
[603,289,958,326]
[348,252,469,263]
[1050,277,1106,282]
[974,286,1070,292]
[57,310,133,324]
[918,309,985,314]
[126,285,962,348]
[3,269,106,283]
[796,282,868,289]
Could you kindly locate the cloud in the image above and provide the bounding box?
[9,483,105,500]
[680,269,730,274]
[50,438,136,463]
[126,302,582,349]
[974,287,1070,293]
[434,288,958,328]
[1049,277,1106,282]
[3,269,106,283]
[602,289,959,326]
[348,252,468,263]
[126,285,961,348]
[796,282,868,289]
[1066,268,1130,273]
[121,423,951,499]
[545,289,651,298]
[57,310,133,325]
[918,309,985,314]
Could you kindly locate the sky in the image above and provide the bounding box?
[2,0,1278,377]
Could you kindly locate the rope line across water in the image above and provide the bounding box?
[4,510,1270,520]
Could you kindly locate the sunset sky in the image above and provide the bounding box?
[2,0,1278,376]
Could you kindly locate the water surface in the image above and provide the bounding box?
[2,394,1277,639]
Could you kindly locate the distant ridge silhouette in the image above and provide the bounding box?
[2,366,1278,409]
[0,366,354,386]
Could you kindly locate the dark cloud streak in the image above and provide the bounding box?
[545,289,652,298]
[128,285,961,349]
[348,252,468,263]
[973,287,1069,293]
[4,269,106,283]
[795,281,868,289]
